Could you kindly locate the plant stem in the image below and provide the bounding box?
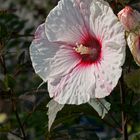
[120,76,128,140]
[10,90,26,140]
[14,109,26,140]
[11,33,34,38]
[0,55,7,75]
[9,131,24,139]
[0,39,26,139]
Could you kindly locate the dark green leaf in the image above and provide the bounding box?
[17,51,25,65]
[4,75,16,90]
[48,124,99,140]
[112,132,140,140]
[129,132,140,140]
[0,23,8,41]
[124,69,140,93]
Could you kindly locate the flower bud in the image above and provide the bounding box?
[118,6,140,31]
[127,31,140,66]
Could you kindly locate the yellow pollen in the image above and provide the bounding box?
[74,43,91,55]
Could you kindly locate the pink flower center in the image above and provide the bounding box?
[74,36,102,64]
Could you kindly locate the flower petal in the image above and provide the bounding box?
[49,46,81,78]
[90,0,125,47]
[45,0,93,45]
[48,77,62,98]
[127,31,140,66]
[94,42,125,98]
[48,65,96,105]
[30,24,59,81]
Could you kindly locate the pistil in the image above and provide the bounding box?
[74,43,91,55]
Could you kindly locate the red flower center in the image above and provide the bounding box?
[74,35,102,65]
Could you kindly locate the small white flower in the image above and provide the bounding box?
[30,0,126,105]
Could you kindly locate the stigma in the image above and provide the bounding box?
[73,40,101,64]
[74,43,91,55]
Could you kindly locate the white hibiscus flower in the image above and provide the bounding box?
[30,0,126,105]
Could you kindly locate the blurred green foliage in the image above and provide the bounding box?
[0,0,140,140]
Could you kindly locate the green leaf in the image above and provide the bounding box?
[48,124,99,140]
[0,23,8,40]
[46,100,64,131]
[0,80,6,91]
[124,69,140,93]
[112,132,140,140]
[17,51,25,65]
[4,75,16,90]
[129,132,140,140]
[88,98,111,119]
[0,123,11,132]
